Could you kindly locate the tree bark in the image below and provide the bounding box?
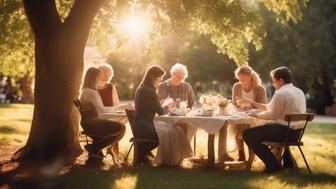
[14,0,103,162]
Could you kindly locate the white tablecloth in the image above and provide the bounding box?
[100,112,128,124]
[156,114,256,135]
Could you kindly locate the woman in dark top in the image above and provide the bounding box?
[134,65,171,163]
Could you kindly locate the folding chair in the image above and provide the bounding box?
[74,99,118,163]
[124,109,159,163]
[264,113,315,174]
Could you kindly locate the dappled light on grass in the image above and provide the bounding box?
[0,104,32,146]
[180,159,194,169]
[0,104,336,188]
[40,159,67,177]
[293,135,336,175]
[247,174,336,189]
[112,175,137,189]
[248,176,288,189]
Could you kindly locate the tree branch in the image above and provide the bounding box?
[64,0,105,46]
[23,0,61,36]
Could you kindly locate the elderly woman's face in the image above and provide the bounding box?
[96,72,105,89]
[238,74,252,90]
[100,70,113,83]
[171,71,185,87]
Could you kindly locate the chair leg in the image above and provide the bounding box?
[124,143,134,162]
[133,143,139,164]
[193,134,197,156]
[85,135,89,145]
[298,145,312,174]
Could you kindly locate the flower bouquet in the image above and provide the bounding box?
[217,96,230,115]
[199,94,231,116]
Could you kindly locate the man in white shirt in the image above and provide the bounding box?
[239,66,306,173]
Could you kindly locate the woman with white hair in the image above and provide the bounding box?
[97,64,119,106]
[96,63,132,117]
[97,63,132,159]
[232,65,267,161]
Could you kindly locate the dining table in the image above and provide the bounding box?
[155,113,257,168]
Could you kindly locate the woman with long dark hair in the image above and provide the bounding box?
[134,65,192,165]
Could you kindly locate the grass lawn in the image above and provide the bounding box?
[0,104,336,189]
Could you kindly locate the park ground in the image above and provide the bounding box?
[0,104,336,189]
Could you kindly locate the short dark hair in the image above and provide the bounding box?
[270,66,292,84]
[140,65,166,88]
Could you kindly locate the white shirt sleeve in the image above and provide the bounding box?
[256,92,284,120]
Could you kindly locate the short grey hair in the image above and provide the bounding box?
[98,63,114,80]
[170,63,188,79]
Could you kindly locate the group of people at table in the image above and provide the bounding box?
[79,63,306,174]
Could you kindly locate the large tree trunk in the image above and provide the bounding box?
[14,0,103,162]
[20,33,84,160]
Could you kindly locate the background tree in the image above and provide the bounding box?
[12,0,104,161]
[249,0,336,114]
[0,1,34,103]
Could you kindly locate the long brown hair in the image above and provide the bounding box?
[82,67,101,90]
[139,65,165,88]
[234,65,262,87]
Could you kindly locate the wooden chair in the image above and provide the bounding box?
[264,113,315,174]
[74,99,118,162]
[124,109,159,163]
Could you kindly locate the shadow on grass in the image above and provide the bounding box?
[275,170,336,188]
[16,119,32,123]
[0,126,17,134]
[57,167,336,189]
[2,159,336,189]
[0,104,12,109]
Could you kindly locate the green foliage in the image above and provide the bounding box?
[55,0,75,21]
[0,0,307,78]
[0,0,76,77]
[249,0,336,111]
[90,0,307,65]
[0,0,34,77]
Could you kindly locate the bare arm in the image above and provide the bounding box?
[237,98,267,111]
[251,101,267,111]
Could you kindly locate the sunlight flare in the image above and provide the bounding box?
[119,13,153,38]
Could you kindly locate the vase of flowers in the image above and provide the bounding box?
[199,94,230,116]
[217,96,230,115]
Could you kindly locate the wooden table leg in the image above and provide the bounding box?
[218,125,227,163]
[193,133,197,156]
[246,148,255,170]
[208,134,215,168]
